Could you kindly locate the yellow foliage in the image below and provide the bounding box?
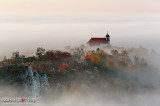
[121,50,128,56]
[25,62,34,66]
[107,60,116,67]
[117,61,128,67]
[97,49,108,55]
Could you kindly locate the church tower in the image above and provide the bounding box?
[106,33,110,45]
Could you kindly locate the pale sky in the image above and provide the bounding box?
[0,0,160,14]
[0,0,160,59]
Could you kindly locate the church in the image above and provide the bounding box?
[87,33,110,47]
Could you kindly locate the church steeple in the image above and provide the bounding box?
[106,32,110,37]
[106,32,110,45]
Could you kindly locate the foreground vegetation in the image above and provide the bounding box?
[0,47,156,96]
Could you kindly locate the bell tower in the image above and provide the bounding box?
[106,33,110,45]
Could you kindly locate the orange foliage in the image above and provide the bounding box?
[58,63,69,71]
[91,56,101,63]
[83,51,101,63]
[25,62,34,66]
[84,54,92,60]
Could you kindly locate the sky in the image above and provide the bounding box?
[0,0,160,59]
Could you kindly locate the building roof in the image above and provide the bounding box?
[106,33,110,37]
[87,38,108,46]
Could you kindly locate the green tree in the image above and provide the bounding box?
[12,51,20,59]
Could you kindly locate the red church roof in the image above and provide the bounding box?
[106,33,110,37]
[87,38,108,46]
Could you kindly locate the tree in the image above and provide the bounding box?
[80,44,86,50]
[121,50,128,56]
[73,47,85,63]
[97,49,108,56]
[96,48,100,52]
[35,47,45,57]
[46,51,54,60]
[118,61,128,67]
[12,51,20,59]
[40,62,47,72]
[111,49,118,55]
[58,63,69,71]
[91,55,101,63]
[83,51,101,64]
[55,51,71,59]
[107,60,116,67]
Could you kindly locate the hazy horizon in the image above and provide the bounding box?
[0,0,160,59]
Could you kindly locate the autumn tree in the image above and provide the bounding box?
[97,49,108,58]
[46,51,54,60]
[58,63,69,71]
[91,55,101,63]
[83,51,101,64]
[121,50,128,56]
[55,51,71,59]
[40,62,48,72]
